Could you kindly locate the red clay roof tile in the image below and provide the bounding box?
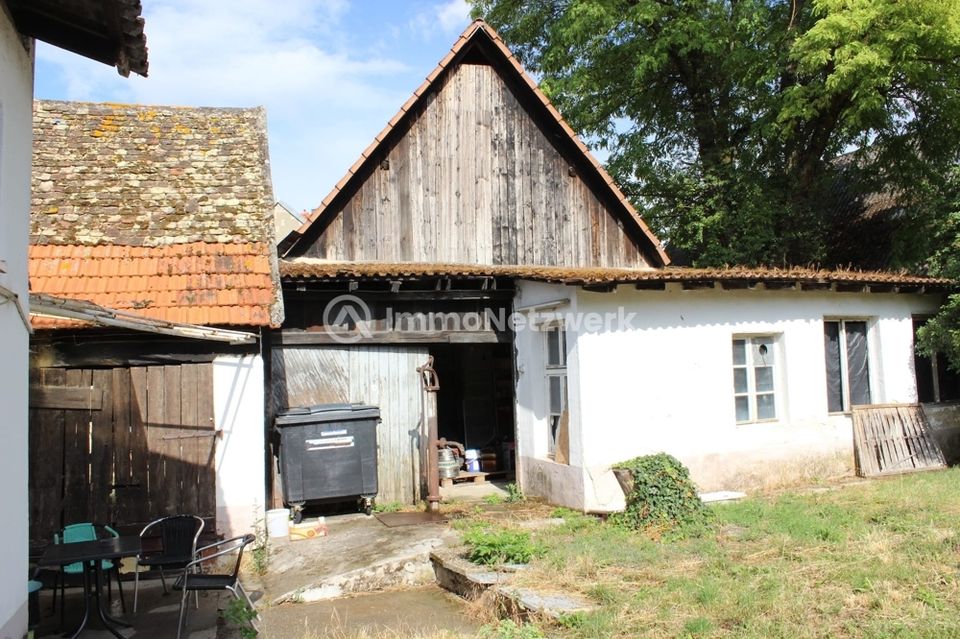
[29,241,277,329]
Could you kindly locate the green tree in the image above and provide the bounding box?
[470,0,960,268]
[916,169,960,370]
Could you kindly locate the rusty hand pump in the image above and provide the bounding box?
[417,357,442,512]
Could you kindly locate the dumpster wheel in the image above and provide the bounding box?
[291,503,305,524]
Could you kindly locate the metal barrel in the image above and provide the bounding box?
[437,448,460,479]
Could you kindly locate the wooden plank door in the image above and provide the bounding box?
[29,363,216,543]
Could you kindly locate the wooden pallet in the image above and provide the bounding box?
[852,403,946,477]
[441,471,488,488]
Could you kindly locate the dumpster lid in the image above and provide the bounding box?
[275,403,380,426]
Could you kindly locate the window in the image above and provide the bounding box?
[544,324,567,454]
[823,320,871,412]
[732,336,777,423]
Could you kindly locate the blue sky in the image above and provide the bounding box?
[34,0,474,216]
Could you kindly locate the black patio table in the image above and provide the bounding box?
[38,536,141,639]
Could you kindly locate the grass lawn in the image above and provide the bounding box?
[492,468,960,638]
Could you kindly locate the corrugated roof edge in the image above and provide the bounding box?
[279,259,952,290]
[280,20,670,267]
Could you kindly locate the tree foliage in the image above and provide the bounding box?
[470,0,960,269]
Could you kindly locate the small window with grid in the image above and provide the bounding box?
[732,336,777,423]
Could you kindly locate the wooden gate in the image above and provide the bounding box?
[29,363,216,543]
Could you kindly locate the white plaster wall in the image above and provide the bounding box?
[575,286,939,509]
[213,355,266,538]
[514,281,941,512]
[0,12,32,638]
[513,282,586,508]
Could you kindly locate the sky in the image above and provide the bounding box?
[34,0,475,217]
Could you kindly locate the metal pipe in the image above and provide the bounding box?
[417,357,441,512]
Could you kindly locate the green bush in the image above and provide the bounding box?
[463,525,544,565]
[611,453,710,535]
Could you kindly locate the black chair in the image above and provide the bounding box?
[174,534,259,639]
[133,515,204,612]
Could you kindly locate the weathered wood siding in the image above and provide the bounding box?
[306,63,650,268]
[29,363,216,543]
[272,346,427,504]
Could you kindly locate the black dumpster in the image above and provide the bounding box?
[275,403,380,520]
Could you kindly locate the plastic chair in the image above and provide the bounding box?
[133,515,204,612]
[52,523,126,627]
[173,534,259,639]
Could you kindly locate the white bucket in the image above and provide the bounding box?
[266,508,290,538]
[465,449,480,472]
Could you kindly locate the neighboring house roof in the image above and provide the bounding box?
[281,19,669,267]
[30,100,282,328]
[273,201,303,246]
[280,260,951,292]
[7,0,148,77]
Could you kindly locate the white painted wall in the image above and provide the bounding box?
[514,281,941,512]
[512,282,587,509]
[0,10,32,638]
[213,355,266,537]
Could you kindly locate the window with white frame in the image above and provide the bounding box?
[544,324,567,454]
[823,319,871,412]
[732,336,777,423]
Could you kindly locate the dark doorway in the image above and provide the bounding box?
[430,343,515,470]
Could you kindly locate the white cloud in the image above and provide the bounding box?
[437,0,472,32]
[409,0,471,41]
[34,0,415,211]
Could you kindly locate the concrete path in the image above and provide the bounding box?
[260,586,479,638]
[264,513,458,604]
[33,577,230,638]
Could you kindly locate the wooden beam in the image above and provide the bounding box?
[681,280,716,290]
[30,385,103,410]
[274,329,509,345]
[762,281,798,290]
[634,281,666,291]
[284,289,514,301]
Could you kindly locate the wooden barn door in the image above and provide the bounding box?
[272,345,427,505]
[29,363,216,543]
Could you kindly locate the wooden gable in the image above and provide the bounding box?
[282,21,668,269]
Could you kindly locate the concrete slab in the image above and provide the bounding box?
[430,546,596,621]
[440,479,509,502]
[32,577,233,639]
[264,513,459,604]
[260,586,479,638]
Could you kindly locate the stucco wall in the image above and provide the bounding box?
[0,11,32,638]
[514,281,941,512]
[513,282,584,507]
[213,355,266,537]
